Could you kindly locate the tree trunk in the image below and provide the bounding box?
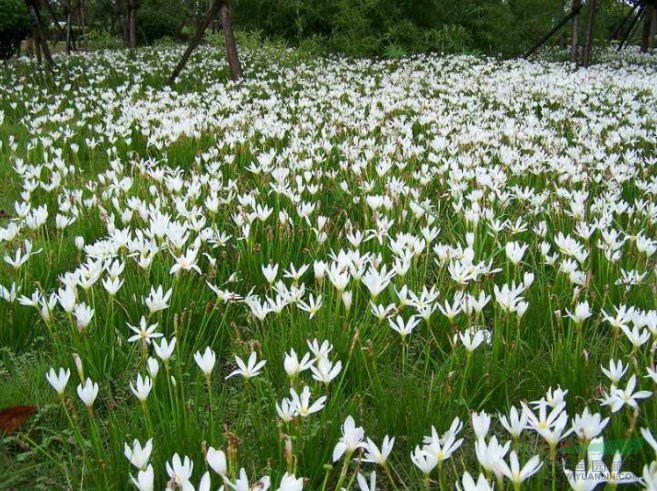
[582,0,596,67]
[25,0,56,69]
[129,0,137,48]
[641,5,651,52]
[619,6,644,51]
[523,5,582,59]
[169,1,222,84]
[571,0,581,63]
[649,2,657,50]
[78,0,86,49]
[43,0,67,47]
[609,3,637,42]
[169,1,243,84]
[66,1,73,55]
[123,14,130,46]
[220,1,242,81]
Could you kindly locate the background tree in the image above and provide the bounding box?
[0,0,30,61]
[13,0,639,58]
[24,0,55,67]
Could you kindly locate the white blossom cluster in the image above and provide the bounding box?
[1,45,657,489]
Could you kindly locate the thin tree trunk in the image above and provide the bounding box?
[641,5,651,52]
[129,0,137,48]
[571,0,581,63]
[111,1,125,38]
[609,3,637,42]
[523,4,583,59]
[168,0,223,84]
[619,6,644,51]
[110,12,117,36]
[78,0,86,49]
[649,1,657,50]
[219,1,242,81]
[582,0,596,67]
[66,0,73,55]
[43,0,67,47]
[25,0,56,69]
[123,15,130,46]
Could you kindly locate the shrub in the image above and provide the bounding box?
[85,29,124,50]
[0,0,30,61]
[137,9,180,44]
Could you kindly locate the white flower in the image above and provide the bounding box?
[497,451,543,485]
[422,426,463,463]
[198,472,212,491]
[207,446,227,476]
[57,286,77,313]
[356,471,376,491]
[276,397,296,423]
[471,411,490,441]
[154,337,176,363]
[130,374,153,402]
[276,472,303,491]
[283,348,312,378]
[297,293,323,319]
[459,329,485,352]
[332,415,365,462]
[289,386,326,417]
[601,374,652,412]
[165,453,194,489]
[225,468,270,491]
[127,317,162,346]
[194,347,216,376]
[124,438,153,470]
[475,435,510,478]
[410,446,437,475]
[170,248,201,275]
[388,314,420,339]
[46,367,70,396]
[144,285,172,314]
[643,461,657,490]
[310,357,342,385]
[565,301,592,325]
[571,408,609,443]
[262,263,279,284]
[601,359,627,386]
[505,241,528,265]
[499,406,528,440]
[226,352,266,380]
[307,338,332,361]
[130,463,154,491]
[73,303,94,332]
[456,471,493,491]
[147,357,159,379]
[77,378,99,407]
[102,277,123,296]
[362,435,395,466]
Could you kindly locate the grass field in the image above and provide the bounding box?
[1,45,657,490]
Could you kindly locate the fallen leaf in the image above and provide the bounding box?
[0,406,37,434]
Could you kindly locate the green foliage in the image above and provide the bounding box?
[85,29,124,50]
[0,0,30,61]
[232,0,633,57]
[137,8,180,44]
[61,0,636,56]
